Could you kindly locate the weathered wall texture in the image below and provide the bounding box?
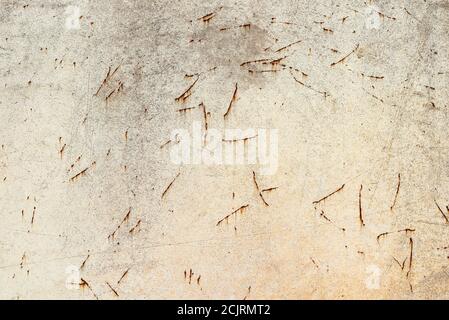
[1,0,449,299]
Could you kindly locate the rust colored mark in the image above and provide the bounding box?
[106,282,119,297]
[240,58,271,67]
[241,56,288,70]
[390,173,401,210]
[216,204,249,226]
[222,135,257,143]
[117,268,130,285]
[435,200,449,224]
[95,65,120,96]
[393,257,407,270]
[267,56,287,66]
[312,184,345,204]
[80,254,90,269]
[322,27,333,33]
[79,278,98,300]
[247,69,279,74]
[185,72,199,78]
[376,10,396,21]
[59,143,66,159]
[261,187,278,193]
[197,7,222,23]
[341,16,349,23]
[270,18,297,26]
[274,39,302,53]
[219,22,254,31]
[403,7,419,21]
[160,139,172,149]
[319,211,332,223]
[290,71,328,98]
[105,81,124,102]
[69,161,96,182]
[223,83,238,119]
[129,219,141,234]
[198,12,216,23]
[227,23,257,32]
[200,102,208,132]
[319,210,345,232]
[176,106,196,113]
[406,238,413,278]
[161,172,181,199]
[361,73,384,80]
[252,171,269,206]
[108,208,132,240]
[187,269,194,284]
[197,275,201,285]
[363,89,385,104]
[310,257,319,269]
[359,184,365,227]
[108,64,121,77]
[184,66,216,79]
[20,253,26,269]
[376,228,415,243]
[243,286,251,300]
[330,44,359,66]
[160,136,180,149]
[175,76,199,103]
[31,206,36,225]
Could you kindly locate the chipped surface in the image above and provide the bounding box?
[1,0,449,299]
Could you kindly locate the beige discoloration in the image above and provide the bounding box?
[1,0,449,299]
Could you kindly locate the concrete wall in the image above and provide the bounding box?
[1,0,449,299]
